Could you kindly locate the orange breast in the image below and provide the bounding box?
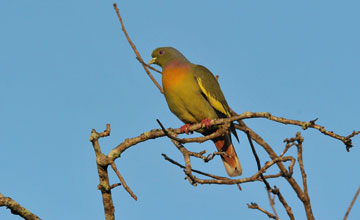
[162,64,191,91]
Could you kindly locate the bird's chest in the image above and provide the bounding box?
[162,65,193,91]
[162,65,214,123]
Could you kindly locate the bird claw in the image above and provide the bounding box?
[180,124,191,134]
[201,118,212,129]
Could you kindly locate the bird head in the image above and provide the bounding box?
[148,47,189,68]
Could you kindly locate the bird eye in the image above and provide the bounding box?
[159,50,164,55]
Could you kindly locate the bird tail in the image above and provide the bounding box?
[213,133,242,177]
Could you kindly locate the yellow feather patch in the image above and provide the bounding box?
[196,77,231,117]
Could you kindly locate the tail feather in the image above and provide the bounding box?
[213,133,242,177]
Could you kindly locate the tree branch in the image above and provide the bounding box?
[272,186,295,220]
[344,185,360,220]
[247,202,280,220]
[113,3,164,93]
[0,193,40,220]
[89,124,115,220]
[110,162,137,200]
[267,188,279,219]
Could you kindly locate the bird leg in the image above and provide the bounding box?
[201,118,212,129]
[180,124,192,134]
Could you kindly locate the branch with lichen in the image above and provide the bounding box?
[0,193,40,220]
[89,112,357,218]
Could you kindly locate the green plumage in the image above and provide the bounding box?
[149,47,242,177]
[149,47,238,140]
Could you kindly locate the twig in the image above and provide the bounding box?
[136,57,162,74]
[228,111,359,151]
[110,162,138,200]
[162,153,229,180]
[163,145,294,185]
[109,183,122,190]
[272,186,295,220]
[233,117,303,219]
[280,141,296,157]
[296,134,311,208]
[284,132,314,219]
[246,131,271,190]
[0,193,41,220]
[247,202,280,220]
[267,188,279,218]
[113,3,164,93]
[344,185,360,220]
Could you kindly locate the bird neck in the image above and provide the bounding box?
[163,59,189,70]
[162,61,192,91]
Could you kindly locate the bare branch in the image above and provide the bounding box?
[162,153,229,180]
[0,193,41,220]
[232,112,359,151]
[163,145,294,185]
[234,118,313,219]
[110,162,137,200]
[272,186,295,220]
[113,3,164,93]
[109,111,358,162]
[89,125,115,220]
[247,202,280,220]
[344,185,360,220]
[267,188,279,219]
[136,57,162,74]
[246,130,272,190]
[109,183,122,190]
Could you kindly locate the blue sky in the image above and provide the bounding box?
[1,0,359,219]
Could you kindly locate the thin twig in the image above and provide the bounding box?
[246,131,271,190]
[113,3,164,93]
[230,111,359,151]
[110,162,138,200]
[280,142,296,157]
[285,132,314,220]
[109,183,122,190]
[162,153,229,180]
[247,202,280,220]
[136,57,162,74]
[267,188,279,218]
[344,185,360,220]
[273,186,295,220]
[233,117,300,219]
[296,134,310,200]
[163,147,294,185]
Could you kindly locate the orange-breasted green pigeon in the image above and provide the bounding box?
[149,47,242,177]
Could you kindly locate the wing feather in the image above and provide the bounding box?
[193,65,232,117]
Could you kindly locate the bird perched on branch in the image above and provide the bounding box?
[149,47,242,177]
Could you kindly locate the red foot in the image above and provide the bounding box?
[201,118,212,129]
[180,124,191,134]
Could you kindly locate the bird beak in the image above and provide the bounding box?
[148,57,157,65]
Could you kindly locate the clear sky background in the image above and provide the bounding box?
[1,0,359,219]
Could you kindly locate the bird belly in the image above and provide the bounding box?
[163,76,218,124]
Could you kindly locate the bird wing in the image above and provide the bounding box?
[193,65,232,118]
[193,64,239,142]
